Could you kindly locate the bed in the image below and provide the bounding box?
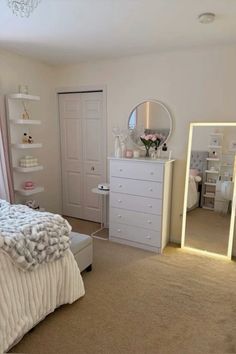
[0,200,85,353]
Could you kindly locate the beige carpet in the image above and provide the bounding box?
[11,238,236,354]
[185,208,231,256]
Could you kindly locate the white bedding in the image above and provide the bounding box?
[0,248,85,353]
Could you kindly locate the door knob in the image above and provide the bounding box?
[91,166,95,171]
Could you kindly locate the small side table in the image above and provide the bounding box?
[91,187,109,239]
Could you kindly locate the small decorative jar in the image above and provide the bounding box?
[126,149,133,158]
[133,150,140,158]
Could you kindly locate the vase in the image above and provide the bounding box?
[114,136,122,158]
[145,146,150,157]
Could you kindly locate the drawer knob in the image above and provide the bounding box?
[118,184,123,188]
[146,235,151,240]
[118,199,122,203]
[148,204,152,208]
[119,168,123,172]
[149,188,153,192]
[117,214,122,218]
[147,220,152,224]
[117,229,121,233]
[150,171,154,175]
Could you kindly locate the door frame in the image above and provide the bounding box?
[56,85,107,224]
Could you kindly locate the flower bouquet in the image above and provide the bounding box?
[140,133,162,157]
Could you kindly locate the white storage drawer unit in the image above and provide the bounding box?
[109,157,174,253]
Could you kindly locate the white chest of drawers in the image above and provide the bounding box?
[109,157,174,253]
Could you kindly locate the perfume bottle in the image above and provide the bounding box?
[161,143,168,158]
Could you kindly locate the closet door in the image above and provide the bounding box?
[59,93,83,218]
[59,92,105,222]
[82,92,105,222]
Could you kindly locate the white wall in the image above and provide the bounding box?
[0,50,61,213]
[55,45,236,243]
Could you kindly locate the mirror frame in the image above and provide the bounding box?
[127,99,173,150]
[181,122,236,259]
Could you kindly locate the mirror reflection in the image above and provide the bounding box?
[128,100,172,149]
[184,125,236,256]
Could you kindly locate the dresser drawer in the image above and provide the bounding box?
[110,192,162,215]
[110,207,161,231]
[110,177,163,199]
[110,223,161,247]
[110,160,163,182]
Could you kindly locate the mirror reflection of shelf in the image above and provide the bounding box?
[205,182,216,186]
[206,158,220,161]
[205,170,219,174]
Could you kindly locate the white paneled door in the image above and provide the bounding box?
[59,91,105,222]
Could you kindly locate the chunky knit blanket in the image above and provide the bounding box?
[0,200,71,271]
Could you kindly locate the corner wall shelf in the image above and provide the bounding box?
[10,119,41,125]
[7,93,40,101]
[14,166,44,173]
[15,186,44,196]
[11,143,43,149]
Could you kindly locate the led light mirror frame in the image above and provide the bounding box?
[181,122,236,260]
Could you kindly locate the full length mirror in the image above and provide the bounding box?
[182,123,236,257]
[128,100,172,149]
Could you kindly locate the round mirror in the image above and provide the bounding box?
[128,100,173,149]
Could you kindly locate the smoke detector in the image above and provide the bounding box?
[198,12,215,24]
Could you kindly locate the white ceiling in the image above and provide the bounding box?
[0,0,236,65]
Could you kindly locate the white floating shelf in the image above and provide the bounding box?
[205,182,216,186]
[203,194,215,198]
[205,170,219,174]
[15,186,44,196]
[8,93,40,101]
[14,165,44,173]
[210,133,223,136]
[10,119,41,125]
[208,145,222,149]
[206,158,220,161]
[11,143,42,149]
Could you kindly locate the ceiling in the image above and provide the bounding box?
[0,0,236,65]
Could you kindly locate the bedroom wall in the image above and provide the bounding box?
[0,50,61,213]
[54,45,236,244]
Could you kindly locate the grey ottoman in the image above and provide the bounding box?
[70,232,93,272]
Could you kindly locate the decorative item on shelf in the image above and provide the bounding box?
[140,133,162,157]
[21,101,30,120]
[22,133,28,143]
[22,133,34,144]
[210,136,220,146]
[19,156,38,168]
[28,135,34,144]
[125,149,133,158]
[25,200,40,210]
[18,85,29,94]
[133,150,140,158]
[23,181,35,190]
